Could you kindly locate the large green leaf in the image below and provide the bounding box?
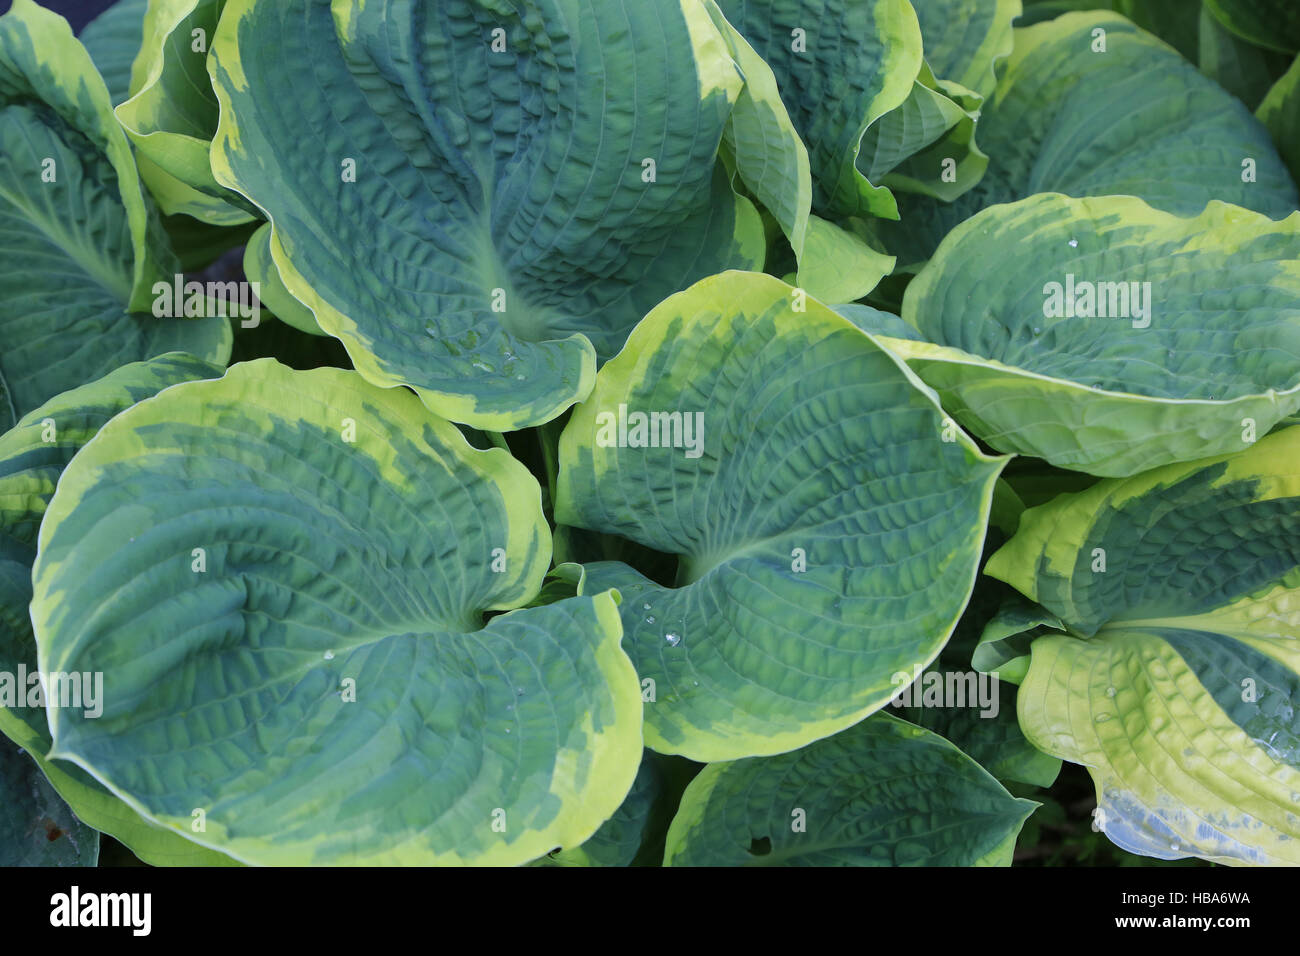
[663,713,1037,865]
[0,353,240,866]
[1204,0,1300,55]
[555,271,1005,762]
[32,360,642,865]
[0,0,231,422]
[116,0,257,225]
[881,193,1300,476]
[209,0,809,430]
[985,425,1300,865]
[79,0,148,105]
[0,736,98,866]
[1258,54,1300,185]
[879,10,1299,269]
[714,0,923,218]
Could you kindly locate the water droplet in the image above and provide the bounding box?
[664,633,681,647]
[692,681,698,687]
[472,361,494,373]
[506,704,514,712]
[1032,327,1041,335]
[642,603,651,610]
[505,728,511,734]
[1105,686,1117,698]
[515,373,526,381]
[1095,713,1111,723]
[515,687,525,696]
[1068,239,1078,248]
[645,616,655,624]
[323,650,335,660]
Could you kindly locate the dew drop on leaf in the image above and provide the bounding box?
[323,650,335,660]
[664,633,681,647]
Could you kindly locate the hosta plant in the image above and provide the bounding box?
[0,0,1296,868]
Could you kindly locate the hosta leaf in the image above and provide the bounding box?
[910,0,1020,101]
[834,301,922,340]
[0,0,231,420]
[555,271,1005,762]
[1258,54,1300,184]
[972,595,1067,685]
[1198,4,1293,112]
[985,425,1300,865]
[714,0,922,218]
[879,10,1298,269]
[532,751,668,867]
[794,214,894,305]
[662,713,1037,865]
[79,0,148,105]
[0,735,98,866]
[116,0,257,225]
[242,222,324,336]
[884,193,1300,476]
[1114,0,1199,63]
[1204,0,1300,55]
[704,0,811,258]
[32,360,642,865]
[1017,0,1115,27]
[0,353,238,866]
[209,0,806,430]
[857,62,986,202]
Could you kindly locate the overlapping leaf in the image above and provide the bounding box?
[663,713,1037,865]
[985,426,1300,864]
[32,360,642,865]
[242,222,324,336]
[0,0,231,427]
[1258,54,1300,184]
[556,270,1004,761]
[116,0,257,224]
[1205,0,1300,55]
[717,0,986,214]
[879,11,1298,269]
[209,0,810,430]
[880,193,1300,476]
[79,0,147,105]
[0,352,238,865]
